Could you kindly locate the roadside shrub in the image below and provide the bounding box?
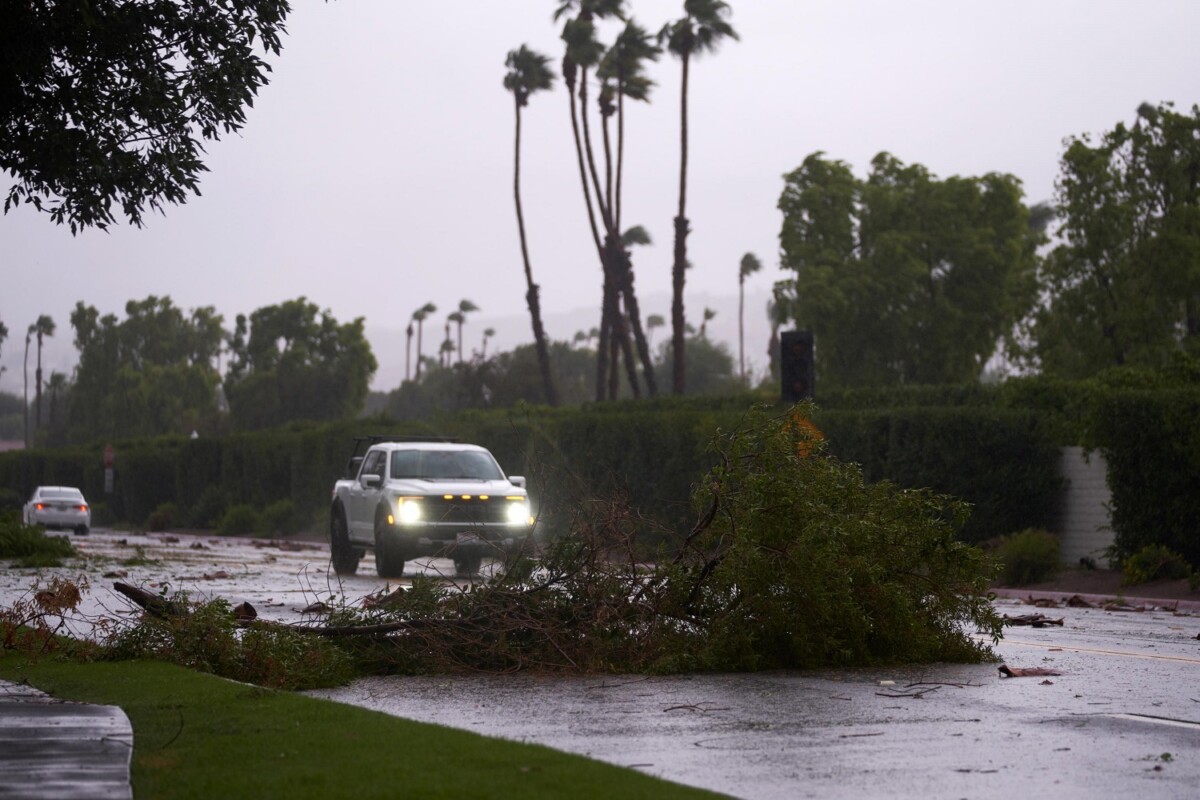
[678,405,1003,669]
[0,511,78,567]
[216,504,258,537]
[186,486,228,530]
[1121,544,1194,586]
[144,502,178,532]
[993,528,1061,586]
[259,499,305,537]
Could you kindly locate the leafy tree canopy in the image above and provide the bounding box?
[775,152,1041,388]
[68,295,224,442]
[655,335,740,396]
[225,297,377,430]
[1,0,291,232]
[1017,102,1200,378]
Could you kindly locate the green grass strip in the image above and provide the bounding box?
[0,656,720,800]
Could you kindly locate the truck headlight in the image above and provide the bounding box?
[505,500,530,525]
[397,498,422,525]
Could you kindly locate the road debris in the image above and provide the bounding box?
[1003,613,1064,627]
[998,664,1063,678]
[876,686,939,699]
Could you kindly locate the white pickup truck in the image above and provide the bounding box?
[329,437,534,577]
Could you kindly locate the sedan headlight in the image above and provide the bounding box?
[396,497,423,525]
[505,499,531,525]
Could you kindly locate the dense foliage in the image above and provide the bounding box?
[0,512,78,568]
[1,0,292,231]
[68,296,223,443]
[1018,102,1200,376]
[775,152,1041,388]
[224,298,377,431]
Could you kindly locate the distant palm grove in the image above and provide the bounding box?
[1,1,1198,448]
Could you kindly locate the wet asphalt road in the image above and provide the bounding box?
[4,529,1200,799]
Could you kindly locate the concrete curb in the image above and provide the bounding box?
[0,680,133,800]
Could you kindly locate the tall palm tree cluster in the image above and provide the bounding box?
[506,0,739,405]
[19,314,56,447]
[404,299,480,381]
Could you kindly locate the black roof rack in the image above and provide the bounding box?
[349,434,459,457]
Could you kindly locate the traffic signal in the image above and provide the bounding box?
[780,330,814,402]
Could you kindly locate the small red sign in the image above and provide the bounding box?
[103,444,114,468]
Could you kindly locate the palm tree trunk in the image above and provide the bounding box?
[416,323,425,380]
[579,70,614,234]
[565,66,610,401]
[514,96,559,406]
[22,333,30,448]
[405,327,412,382]
[671,53,692,395]
[597,264,618,401]
[35,331,44,430]
[612,91,658,396]
[617,306,640,400]
[739,275,746,383]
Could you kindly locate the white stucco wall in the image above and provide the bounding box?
[1055,446,1114,565]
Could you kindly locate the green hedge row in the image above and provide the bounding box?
[1084,388,1200,566]
[0,400,1068,548]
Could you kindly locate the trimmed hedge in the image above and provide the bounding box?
[816,407,1063,543]
[0,400,1065,548]
[1085,388,1200,566]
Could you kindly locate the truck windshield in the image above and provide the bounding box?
[390,450,505,481]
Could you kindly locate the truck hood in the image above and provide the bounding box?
[385,478,525,497]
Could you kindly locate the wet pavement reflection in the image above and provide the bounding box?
[4,530,1198,799]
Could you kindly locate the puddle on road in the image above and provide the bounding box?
[0,529,477,632]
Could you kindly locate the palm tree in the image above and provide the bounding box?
[481,327,496,358]
[22,326,31,447]
[506,43,560,406]
[31,315,55,433]
[738,252,762,383]
[558,4,621,400]
[412,303,436,380]
[646,313,665,349]
[445,313,463,367]
[699,307,717,339]
[439,337,455,368]
[454,300,478,364]
[405,321,414,382]
[592,20,661,399]
[46,371,67,434]
[660,0,739,394]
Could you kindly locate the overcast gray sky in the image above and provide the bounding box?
[4,0,1200,392]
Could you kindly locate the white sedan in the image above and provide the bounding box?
[23,486,91,535]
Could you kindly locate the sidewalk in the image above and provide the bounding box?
[0,680,132,800]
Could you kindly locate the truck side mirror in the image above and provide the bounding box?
[509,476,526,488]
[360,473,382,489]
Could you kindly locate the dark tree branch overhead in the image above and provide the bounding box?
[1,0,293,232]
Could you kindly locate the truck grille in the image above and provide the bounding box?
[423,497,511,525]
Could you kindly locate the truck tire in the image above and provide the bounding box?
[330,506,361,575]
[374,510,406,578]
